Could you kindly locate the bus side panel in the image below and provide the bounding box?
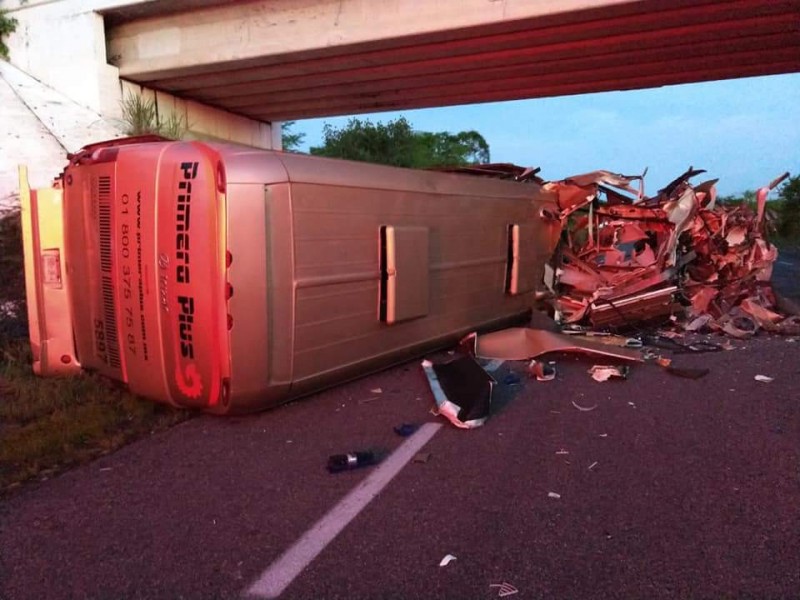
[288,182,538,395]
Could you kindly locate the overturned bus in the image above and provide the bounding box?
[20,136,559,414]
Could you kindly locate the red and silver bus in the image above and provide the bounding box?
[20,137,559,413]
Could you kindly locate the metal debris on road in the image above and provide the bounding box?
[489,582,520,597]
[589,364,630,382]
[439,554,457,567]
[571,400,598,412]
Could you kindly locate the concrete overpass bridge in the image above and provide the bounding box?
[105,0,800,122]
[3,0,800,150]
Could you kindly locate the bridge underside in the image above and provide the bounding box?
[106,0,800,122]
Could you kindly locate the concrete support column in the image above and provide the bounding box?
[2,0,277,149]
[5,6,121,116]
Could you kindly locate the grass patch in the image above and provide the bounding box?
[120,91,188,139]
[0,208,190,493]
[0,339,191,492]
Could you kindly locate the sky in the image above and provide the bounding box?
[296,73,800,197]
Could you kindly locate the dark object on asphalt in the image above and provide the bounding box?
[393,423,419,437]
[664,366,710,379]
[641,334,723,354]
[422,355,495,429]
[326,451,378,473]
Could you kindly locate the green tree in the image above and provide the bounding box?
[776,175,800,241]
[717,190,756,208]
[281,120,306,152]
[309,116,490,168]
[0,10,18,60]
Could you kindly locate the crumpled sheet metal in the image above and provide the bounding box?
[547,167,792,334]
[474,327,643,362]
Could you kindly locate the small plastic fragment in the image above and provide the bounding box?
[754,375,774,383]
[548,492,561,499]
[588,461,598,470]
[439,554,457,567]
[370,388,382,394]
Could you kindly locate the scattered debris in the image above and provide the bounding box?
[588,461,598,470]
[422,357,495,429]
[413,452,432,464]
[489,582,520,597]
[327,450,378,473]
[571,400,598,412]
[548,492,561,499]
[393,423,419,437]
[439,554,457,567]
[754,375,774,383]
[588,364,629,382]
[628,402,636,408]
[358,396,383,405]
[528,360,556,381]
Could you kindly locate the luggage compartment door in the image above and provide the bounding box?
[506,223,538,295]
[380,225,429,324]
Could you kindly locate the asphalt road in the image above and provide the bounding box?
[1,332,798,599]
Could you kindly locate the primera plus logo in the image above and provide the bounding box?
[174,161,202,399]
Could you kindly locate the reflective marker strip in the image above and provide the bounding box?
[245,422,443,598]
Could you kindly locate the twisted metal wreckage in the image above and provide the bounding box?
[543,167,797,337]
[424,164,797,429]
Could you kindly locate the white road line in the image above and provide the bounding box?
[245,422,443,598]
